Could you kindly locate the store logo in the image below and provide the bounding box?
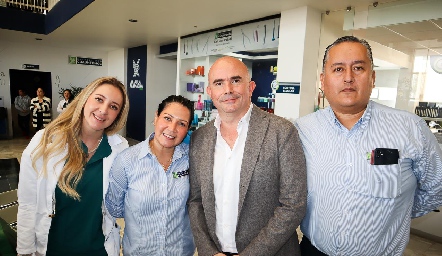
[130,79,143,90]
[130,58,143,90]
[214,30,232,43]
[133,59,140,77]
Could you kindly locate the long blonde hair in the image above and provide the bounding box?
[31,77,129,200]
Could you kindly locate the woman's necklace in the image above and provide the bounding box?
[149,140,173,171]
[87,136,103,156]
[159,155,173,171]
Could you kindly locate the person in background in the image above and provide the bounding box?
[295,36,442,256]
[30,87,51,130]
[57,89,74,113]
[106,95,195,256]
[188,56,307,256]
[17,77,129,256]
[14,89,31,138]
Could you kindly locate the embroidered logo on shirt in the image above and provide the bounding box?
[172,170,189,179]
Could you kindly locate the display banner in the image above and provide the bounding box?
[126,45,147,141]
[275,82,301,122]
[180,17,280,59]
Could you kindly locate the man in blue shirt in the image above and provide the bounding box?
[295,36,442,256]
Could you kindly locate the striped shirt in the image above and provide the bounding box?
[295,100,442,256]
[105,133,195,256]
[30,96,51,127]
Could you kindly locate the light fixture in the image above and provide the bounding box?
[373,2,378,7]
[325,10,330,15]
[346,6,352,12]
[128,19,137,23]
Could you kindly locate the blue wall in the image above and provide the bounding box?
[126,45,147,141]
[251,59,277,108]
[0,7,45,33]
[0,0,94,34]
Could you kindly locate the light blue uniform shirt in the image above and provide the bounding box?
[105,133,195,256]
[295,101,442,256]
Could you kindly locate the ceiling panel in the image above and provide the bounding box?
[0,0,399,51]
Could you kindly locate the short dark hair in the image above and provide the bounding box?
[157,95,194,128]
[322,36,374,72]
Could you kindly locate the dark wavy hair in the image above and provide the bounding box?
[157,95,194,128]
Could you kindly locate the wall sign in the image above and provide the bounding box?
[68,56,102,66]
[180,17,280,59]
[275,82,300,94]
[22,64,39,70]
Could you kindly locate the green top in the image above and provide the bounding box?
[46,135,111,256]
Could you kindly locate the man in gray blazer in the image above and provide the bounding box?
[188,56,307,256]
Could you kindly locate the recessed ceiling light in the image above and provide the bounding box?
[129,19,138,23]
[35,38,42,40]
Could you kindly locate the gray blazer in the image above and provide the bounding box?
[188,105,307,256]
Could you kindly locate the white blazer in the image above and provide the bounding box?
[56,99,70,113]
[17,129,129,256]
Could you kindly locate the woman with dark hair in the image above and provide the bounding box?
[57,89,74,113]
[17,77,130,256]
[106,95,195,255]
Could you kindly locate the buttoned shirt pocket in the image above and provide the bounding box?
[347,161,403,199]
[369,163,401,198]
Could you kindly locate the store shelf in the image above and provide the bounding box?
[156,52,177,60]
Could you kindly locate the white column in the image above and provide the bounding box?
[275,6,321,120]
[108,48,127,136]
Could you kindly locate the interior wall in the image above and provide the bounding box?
[372,69,400,108]
[108,48,127,136]
[145,44,177,137]
[315,11,347,110]
[276,6,321,120]
[0,39,109,137]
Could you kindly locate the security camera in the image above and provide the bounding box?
[373,2,378,7]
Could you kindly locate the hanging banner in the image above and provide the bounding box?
[180,17,280,59]
[126,45,147,141]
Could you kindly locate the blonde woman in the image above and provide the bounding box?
[17,77,129,256]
